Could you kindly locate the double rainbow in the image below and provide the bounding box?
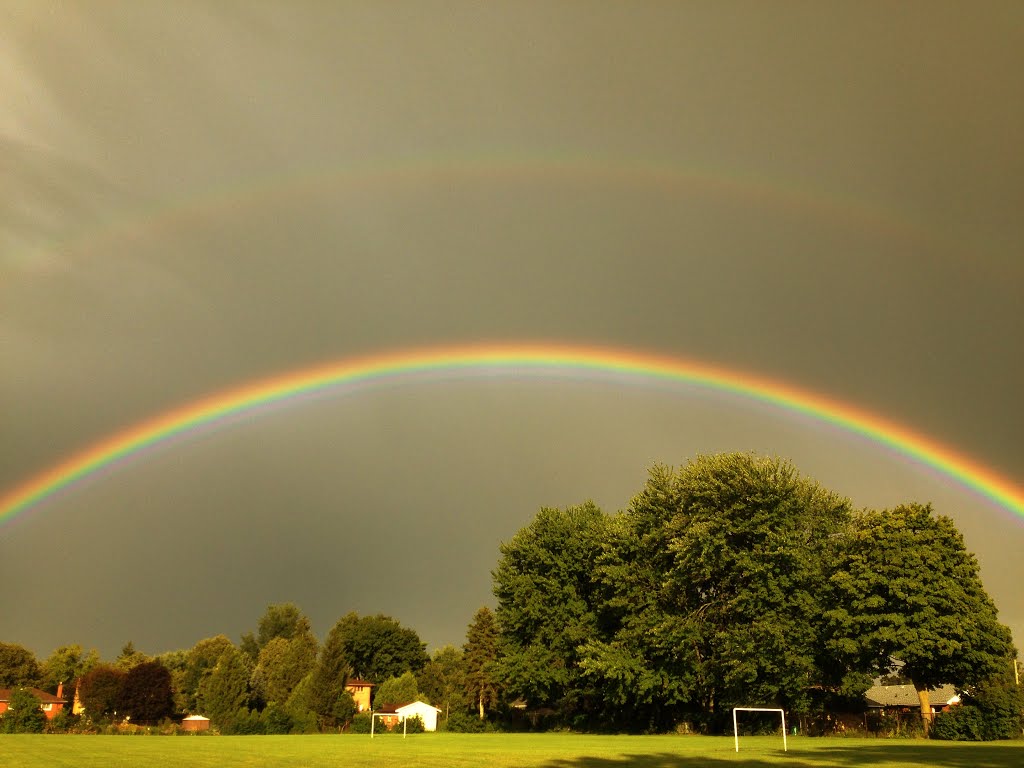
[2,342,1021,525]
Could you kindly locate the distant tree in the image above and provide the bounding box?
[462,608,498,719]
[310,618,355,729]
[827,503,1016,733]
[176,635,235,713]
[493,502,608,724]
[419,645,467,722]
[250,633,318,705]
[283,672,320,733]
[198,647,252,730]
[40,644,100,694]
[120,660,174,723]
[323,612,428,684]
[78,664,126,721]
[239,603,315,664]
[0,687,47,733]
[115,641,150,671]
[0,642,42,688]
[374,671,420,709]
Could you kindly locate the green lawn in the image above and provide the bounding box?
[2,733,1022,768]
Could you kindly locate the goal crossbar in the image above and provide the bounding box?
[732,707,787,752]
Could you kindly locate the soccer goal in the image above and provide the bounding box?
[732,707,787,752]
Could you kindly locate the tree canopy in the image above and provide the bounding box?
[826,502,1015,729]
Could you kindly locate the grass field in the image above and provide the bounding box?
[2,733,1022,768]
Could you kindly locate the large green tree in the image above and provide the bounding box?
[321,612,428,684]
[0,642,42,688]
[827,503,1016,732]
[493,501,608,725]
[462,608,498,720]
[581,455,851,731]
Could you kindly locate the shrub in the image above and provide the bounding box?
[445,710,493,732]
[349,712,372,733]
[404,714,425,733]
[932,706,987,741]
[0,688,47,733]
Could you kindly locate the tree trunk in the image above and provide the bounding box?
[913,681,933,737]
[478,689,485,720]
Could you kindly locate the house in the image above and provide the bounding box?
[374,700,442,732]
[0,683,68,720]
[345,679,374,713]
[864,683,960,714]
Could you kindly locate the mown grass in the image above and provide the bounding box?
[2,733,1022,768]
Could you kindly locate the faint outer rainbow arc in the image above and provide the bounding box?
[1,343,1021,525]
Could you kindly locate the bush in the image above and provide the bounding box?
[932,706,987,741]
[444,710,493,733]
[349,712,372,733]
[404,715,425,733]
[0,689,47,733]
[261,702,293,734]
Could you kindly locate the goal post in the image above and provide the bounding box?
[732,707,787,752]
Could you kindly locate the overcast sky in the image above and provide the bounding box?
[2,2,1022,662]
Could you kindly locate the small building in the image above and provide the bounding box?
[395,700,442,732]
[0,683,68,720]
[181,714,210,732]
[345,679,374,713]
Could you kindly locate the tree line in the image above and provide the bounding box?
[2,453,1021,738]
[1,605,498,734]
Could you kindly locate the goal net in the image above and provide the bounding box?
[732,707,788,752]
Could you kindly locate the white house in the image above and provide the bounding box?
[395,700,443,732]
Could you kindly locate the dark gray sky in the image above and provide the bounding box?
[2,2,1022,661]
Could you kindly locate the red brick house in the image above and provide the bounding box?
[0,683,68,720]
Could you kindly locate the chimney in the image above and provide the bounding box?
[57,681,63,700]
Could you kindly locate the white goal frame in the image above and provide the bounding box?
[732,707,787,752]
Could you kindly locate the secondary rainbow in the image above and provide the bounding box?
[2,342,1022,525]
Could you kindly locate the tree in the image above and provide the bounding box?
[661,454,852,724]
[250,633,318,706]
[241,602,315,662]
[321,612,428,684]
[78,664,126,721]
[493,501,608,725]
[374,671,420,709]
[40,644,99,694]
[462,608,498,719]
[120,660,174,723]
[0,642,42,688]
[115,641,149,671]
[198,647,252,730]
[827,503,1016,732]
[173,635,234,715]
[0,687,47,733]
[310,618,355,730]
[577,455,851,731]
[419,645,467,722]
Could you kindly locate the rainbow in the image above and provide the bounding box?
[2,342,1022,525]
[17,150,939,278]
